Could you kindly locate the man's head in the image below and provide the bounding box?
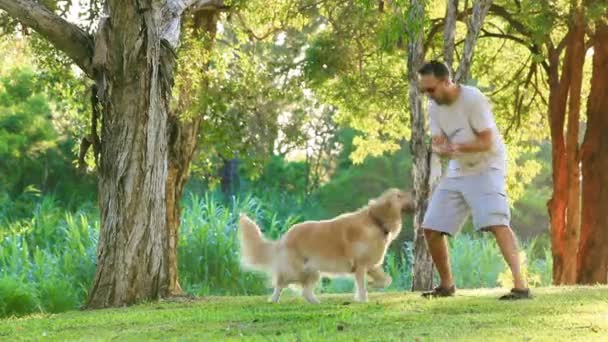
[418,61,454,105]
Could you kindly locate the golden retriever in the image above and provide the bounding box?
[238,188,414,304]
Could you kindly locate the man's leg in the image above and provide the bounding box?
[487,225,526,289]
[420,184,468,298]
[467,169,531,299]
[423,229,454,289]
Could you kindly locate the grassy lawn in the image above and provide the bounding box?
[1,286,607,341]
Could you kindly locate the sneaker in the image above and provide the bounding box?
[499,288,532,300]
[421,285,456,298]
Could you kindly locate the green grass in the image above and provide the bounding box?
[1,287,607,341]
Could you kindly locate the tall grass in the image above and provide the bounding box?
[177,192,301,295]
[0,196,98,317]
[0,192,552,317]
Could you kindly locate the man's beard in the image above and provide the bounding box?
[433,96,449,105]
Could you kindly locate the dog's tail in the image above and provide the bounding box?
[238,214,277,271]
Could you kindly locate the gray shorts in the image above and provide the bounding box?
[422,168,510,236]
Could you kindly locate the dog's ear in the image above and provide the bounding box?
[386,197,394,209]
[369,198,393,214]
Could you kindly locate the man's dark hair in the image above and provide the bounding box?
[418,61,451,80]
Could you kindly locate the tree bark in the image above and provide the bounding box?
[561,6,585,284]
[547,50,570,285]
[407,0,434,291]
[577,20,608,284]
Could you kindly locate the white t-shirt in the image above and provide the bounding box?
[429,85,506,177]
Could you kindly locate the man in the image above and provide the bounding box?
[418,60,531,300]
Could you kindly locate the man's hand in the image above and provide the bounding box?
[431,135,454,157]
[432,143,454,157]
[431,129,493,157]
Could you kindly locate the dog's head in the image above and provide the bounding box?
[368,188,416,217]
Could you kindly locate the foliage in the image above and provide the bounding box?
[187,13,316,183]
[0,67,57,195]
[245,155,309,195]
[0,66,93,203]
[302,3,411,162]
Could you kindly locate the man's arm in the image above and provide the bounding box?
[452,129,493,153]
[454,89,495,153]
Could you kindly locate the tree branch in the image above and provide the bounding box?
[487,54,529,97]
[234,11,285,41]
[480,28,527,46]
[454,0,493,83]
[0,0,94,76]
[555,30,570,54]
[532,68,549,107]
[425,10,472,51]
[487,4,532,37]
[443,0,459,71]
[505,60,536,138]
[464,4,551,74]
[477,29,550,74]
[169,0,227,15]
[162,0,227,48]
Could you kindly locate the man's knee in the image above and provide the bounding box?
[423,228,444,242]
[484,225,511,235]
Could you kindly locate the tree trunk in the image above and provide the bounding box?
[166,9,219,296]
[86,0,223,308]
[220,157,240,198]
[561,6,585,284]
[443,0,459,72]
[546,13,582,285]
[547,76,569,284]
[407,0,434,291]
[85,1,183,307]
[454,0,493,83]
[577,20,608,284]
[86,2,176,307]
[166,125,197,296]
[413,0,460,290]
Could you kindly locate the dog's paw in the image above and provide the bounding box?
[382,275,392,288]
[369,275,392,289]
[306,297,321,304]
[354,293,368,303]
[303,293,321,304]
